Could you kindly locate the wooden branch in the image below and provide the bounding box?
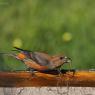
[0,70,95,87]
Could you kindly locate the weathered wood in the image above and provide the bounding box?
[0,87,95,95]
[0,70,95,87]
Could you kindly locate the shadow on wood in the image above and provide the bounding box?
[0,70,95,87]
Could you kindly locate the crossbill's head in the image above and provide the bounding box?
[59,56,71,64]
[51,55,72,69]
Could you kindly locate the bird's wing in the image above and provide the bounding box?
[31,52,52,66]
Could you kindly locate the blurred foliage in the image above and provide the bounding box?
[0,0,95,71]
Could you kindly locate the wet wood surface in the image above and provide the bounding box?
[0,70,95,87]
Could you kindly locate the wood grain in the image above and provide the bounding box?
[0,70,95,87]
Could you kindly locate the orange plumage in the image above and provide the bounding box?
[17,53,26,60]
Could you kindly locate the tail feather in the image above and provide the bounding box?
[13,47,32,52]
[14,47,25,51]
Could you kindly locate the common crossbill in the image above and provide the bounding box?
[12,47,71,72]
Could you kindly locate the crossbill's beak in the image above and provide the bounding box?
[63,56,72,70]
[63,56,72,63]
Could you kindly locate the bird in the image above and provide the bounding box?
[11,47,72,72]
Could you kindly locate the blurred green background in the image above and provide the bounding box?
[0,0,95,71]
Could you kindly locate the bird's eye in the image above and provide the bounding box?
[60,56,64,60]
